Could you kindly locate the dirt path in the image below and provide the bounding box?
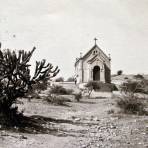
[0,93,148,148]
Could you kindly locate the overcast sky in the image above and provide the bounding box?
[0,0,148,79]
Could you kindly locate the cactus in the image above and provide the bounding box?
[0,43,59,125]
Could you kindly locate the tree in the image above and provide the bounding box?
[117,70,123,75]
[0,43,59,125]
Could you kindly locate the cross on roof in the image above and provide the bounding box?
[94,38,98,45]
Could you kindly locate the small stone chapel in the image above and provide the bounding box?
[75,38,111,84]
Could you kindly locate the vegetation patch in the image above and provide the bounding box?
[117,80,148,115]
[45,94,71,106]
[134,74,144,80]
[116,96,147,115]
[74,92,82,102]
[50,85,73,95]
[85,81,117,96]
[120,80,148,94]
[55,77,64,82]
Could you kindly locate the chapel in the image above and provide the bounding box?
[75,39,111,83]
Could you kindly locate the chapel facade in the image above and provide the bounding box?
[75,40,111,83]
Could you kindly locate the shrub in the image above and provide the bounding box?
[67,77,75,82]
[134,74,144,79]
[74,92,82,102]
[85,81,117,95]
[26,78,50,99]
[85,81,100,90]
[55,77,64,82]
[117,79,148,115]
[116,96,146,115]
[0,44,59,126]
[117,70,123,75]
[110,83,118,91]
[32,78,50,92]
[50,85,73,95]
[45,95,71,106]
[98,83,118,92]
[120,81,144,94]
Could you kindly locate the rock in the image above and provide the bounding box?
[74,118,81,121]
[110,125,116,129]
[97,144,100,147]
[20,135,27,140]
[142,132,146,135]
[93,117,100,121]
[82,144,87,148]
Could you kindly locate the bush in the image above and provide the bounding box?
[85,81,100,90]
[117,70,123,75]
[134,74,144,79]
[116,96,146,115]
[110,83,118,91]
[55,77,64,82]
[120,81,144,94]
[67,77,75,82]
[26,78,50,99]
[32,78,50,92]
[85,81,117,94]
[117,79,148,115]
[98,83,118,92]
[74,92,82,102]
[50,85,73,95]
[45,95,71,106]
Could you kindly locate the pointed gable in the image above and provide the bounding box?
[82,44,110,62]
[75,44,110,67]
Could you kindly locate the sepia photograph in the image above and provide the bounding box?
[0,0,148,147]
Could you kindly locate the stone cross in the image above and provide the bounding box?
[94,38,98,45]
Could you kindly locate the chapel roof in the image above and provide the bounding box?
[75,44,110,66]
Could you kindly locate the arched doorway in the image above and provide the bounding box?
[93,66,100,81]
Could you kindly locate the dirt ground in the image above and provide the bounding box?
[0,84,148,148]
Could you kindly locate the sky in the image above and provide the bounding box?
[0,0,148,79]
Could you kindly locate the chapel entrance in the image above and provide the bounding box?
[93,66,100,81]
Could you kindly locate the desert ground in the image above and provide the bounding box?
[0,81,148,148]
